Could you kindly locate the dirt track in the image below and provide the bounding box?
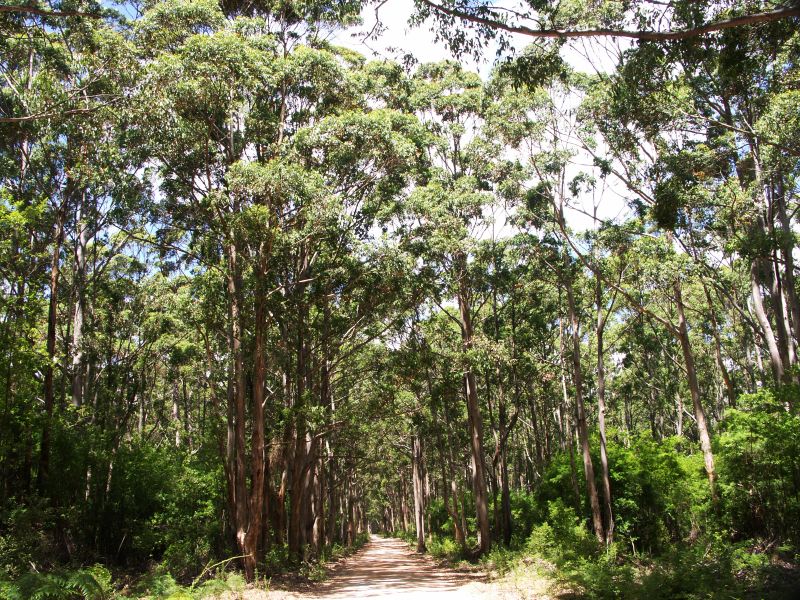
[307,535,495,599]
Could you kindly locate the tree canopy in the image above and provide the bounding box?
[1,1,799,598]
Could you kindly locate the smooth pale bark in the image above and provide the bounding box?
[71,192,88,408]
[171,380,181,447]
[767,250,793,371]
[673,279,717,499]
[456,270,491,555]
[411,435,426,552]
[775,183,800,354]
[595,279,614,544]
[750,261,785,382]
[747,146,790,382]
[757,160,795,372]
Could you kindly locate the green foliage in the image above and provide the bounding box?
[0,566,112,600]
[0,499,55,578]
[607,435,704,552]
[150,456,223,579]
[426,535,462,561]
[716,388,800,544]
[130,569,248,599]
[527,499,598,561]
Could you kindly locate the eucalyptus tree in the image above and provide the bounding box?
[394,60,508,554]
[486,65,608,542]
[133,0,432,572]
[581,1,800,386]
[0,2,143,500]
[566,6,800,499]
[134,0,351,575]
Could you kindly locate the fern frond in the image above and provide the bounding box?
[6,568,109,600]
[65,571,105,600]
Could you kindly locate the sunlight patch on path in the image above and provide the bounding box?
[308,535,501,599]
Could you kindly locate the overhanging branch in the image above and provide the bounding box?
[419,1,800,41]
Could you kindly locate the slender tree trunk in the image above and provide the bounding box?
[565,272,604,543]
[701,284,735,407]
[171,379,181,447]
[750,260,785,382]
[595,279,614,545]
[226,243,251,573]
[498,406,512,547]
[411,435,426,552]
[441,395,466,549]
[775,181,800,354]
[242,272,267,580]
[673,279,717,499]
[71,191,88,408]
[456,264,491,555]
[400,474,410,533]
[39,204,65,487]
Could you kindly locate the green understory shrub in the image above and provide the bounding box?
[0,565,112,600]
[716,389,800,545]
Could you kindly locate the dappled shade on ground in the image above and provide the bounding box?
[310,536,491,599]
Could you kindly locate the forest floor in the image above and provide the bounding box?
[254,535,548,599]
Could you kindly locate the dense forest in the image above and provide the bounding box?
[1,1,799,598]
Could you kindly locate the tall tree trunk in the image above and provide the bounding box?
[775,180,800,355]
[673,279,717,499]
[289,306,311,558]
[456,262,491,555]
[400,474,410,533]
[71,191,88,408]
[411,434,426,552]
[701,284,735,407]
[750,260,785,382]
[565,271,604,543]
[498,402,513,547]
[595,279,614,545]
[39,204,65,488]
[226,243,250,574]
[242,270,268,580]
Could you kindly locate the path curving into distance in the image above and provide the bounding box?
[309,535,495,599]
